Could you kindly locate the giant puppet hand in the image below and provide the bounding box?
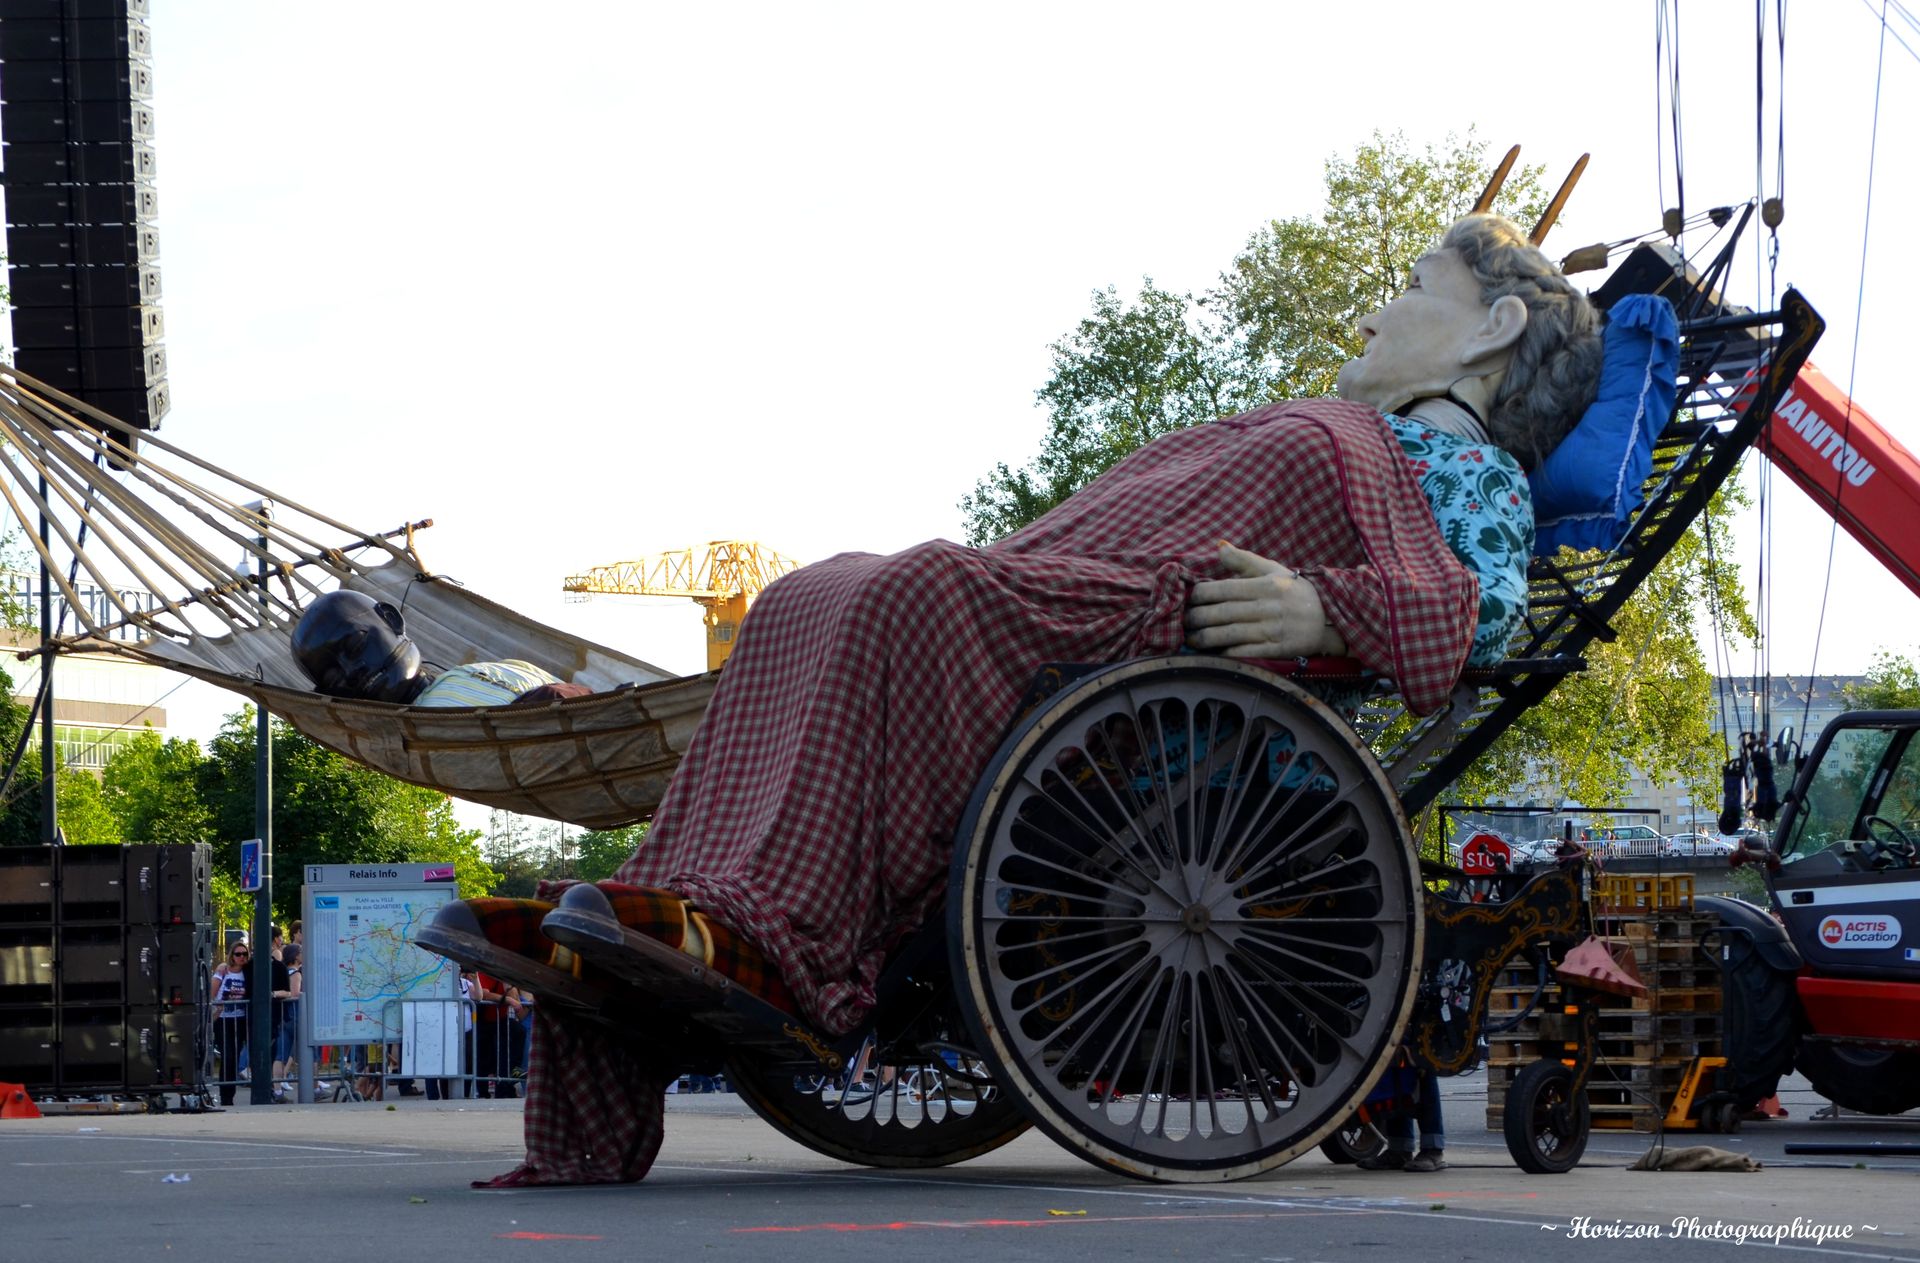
[1184,542,1350,659]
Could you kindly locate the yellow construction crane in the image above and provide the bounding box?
[562,541,801,670]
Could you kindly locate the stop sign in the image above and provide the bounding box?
[1459,831,1512,875]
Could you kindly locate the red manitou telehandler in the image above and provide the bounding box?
[1638,265,1920,1117]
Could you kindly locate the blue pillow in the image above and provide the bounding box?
[1527,293,1681,555]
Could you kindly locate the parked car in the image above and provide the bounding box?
[1590,824,1665,858]
[1664,832,1736,857]
[1508,838,1565,865]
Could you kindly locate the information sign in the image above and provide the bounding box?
[301,864,460,1046]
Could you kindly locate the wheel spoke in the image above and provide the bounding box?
[1003,934,1155,1014]
[1016,764,1171,894]
[964,662,1416,1176]
[1217,937,1370,1064]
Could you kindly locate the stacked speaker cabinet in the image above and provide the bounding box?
[0,843,209,1096]
[0,0,169,442]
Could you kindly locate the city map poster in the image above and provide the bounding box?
[307,887,459,1044]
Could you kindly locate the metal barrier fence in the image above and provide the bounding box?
[199,993,530,1105]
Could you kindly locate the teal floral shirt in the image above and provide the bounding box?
[1385,415,1533,666]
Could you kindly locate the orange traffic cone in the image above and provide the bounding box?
[1746,1093,1788,1120]
[0,1082,42,1120]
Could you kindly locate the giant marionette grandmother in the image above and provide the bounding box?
[297,212,1604,1186]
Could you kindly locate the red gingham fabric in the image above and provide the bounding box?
[504,400,1478,1185]
[621,400,1477,1034]
[476,1006,668,1187]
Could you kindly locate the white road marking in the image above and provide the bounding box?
[1,1135,415,1156]
[644,1160,1920,1258]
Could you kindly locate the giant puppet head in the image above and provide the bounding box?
[1337,213,1603,470]
[292,589,428,704]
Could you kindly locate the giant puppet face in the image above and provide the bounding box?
[292,589,425,704]
[1335,245,1529,419]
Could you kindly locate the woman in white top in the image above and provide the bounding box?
[211,941,251,1106]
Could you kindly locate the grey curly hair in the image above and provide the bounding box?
[1441,214,1603,470]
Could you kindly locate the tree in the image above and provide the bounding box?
[1845,650,1920,711]
[197,707,497,917]
[102,728,215,845]
[1433,485,1757,839]
[483,810,549,898]
[961,129,1753,849]
[961,131,1548,544]
[0,664,43,846]
[54,764,121,846]
[573,824,645,883]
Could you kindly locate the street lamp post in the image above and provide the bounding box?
[246,501,275,1105]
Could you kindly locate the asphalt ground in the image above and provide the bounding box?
[3,1072,1916,1263]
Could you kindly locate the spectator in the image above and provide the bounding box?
[472,971,514,1097]
[271,944,303,1102]
[506,985,530,1091]
[1358,1066,1447,1173]
[211,941,250,1106]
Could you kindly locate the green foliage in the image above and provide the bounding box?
[481,811,551,898]
[964,128,1753,825]
[208,867,253,935]
[0,664,42,845]
[95,705,498,920]
[101,728,214,845]
[574,824,646,883]
[1433,485,1756,830]
[961,130,1547,544]
[1845,649,1920,710]
[478,813,634,895]
[54,765,122,846]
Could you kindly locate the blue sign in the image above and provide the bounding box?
[240,838,262,893]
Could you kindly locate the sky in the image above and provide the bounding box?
[16,2,1920,795]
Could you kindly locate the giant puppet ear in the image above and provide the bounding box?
[1460,293,1529,371]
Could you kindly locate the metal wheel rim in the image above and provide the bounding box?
[1527,1075,1581,1163]
[727,1035,1030,1169]
[955,658,1422,1180]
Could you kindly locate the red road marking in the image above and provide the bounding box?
[495,1232,605,1241]
[734,1210,1363,1234]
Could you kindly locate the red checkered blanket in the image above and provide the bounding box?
[499,400,1479,1186]
[619,400,1477,1034]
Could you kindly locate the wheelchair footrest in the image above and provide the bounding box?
[541,898,843,1075]
[414,918,618,1018]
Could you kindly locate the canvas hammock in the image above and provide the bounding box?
[0,367,713,829]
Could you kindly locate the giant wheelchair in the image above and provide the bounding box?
[431,240,1823,1182]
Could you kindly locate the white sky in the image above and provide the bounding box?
[88,1,1920,772]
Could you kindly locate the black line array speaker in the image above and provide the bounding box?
[0,842,209,1094]
[0,0,169,439]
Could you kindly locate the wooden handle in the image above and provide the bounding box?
[1472,145,1521,214]
[1530,153,1590,245]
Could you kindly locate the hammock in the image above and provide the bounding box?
[0,367,712,829]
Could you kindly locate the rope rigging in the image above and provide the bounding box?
[0,367,705,829]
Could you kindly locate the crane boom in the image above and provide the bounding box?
[1592,242,1918,602]
[562,541,800,670]
[1761,361,1920,601]
[564,542,798,601]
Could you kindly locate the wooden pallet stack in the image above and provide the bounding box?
[1485,874,1723,1132]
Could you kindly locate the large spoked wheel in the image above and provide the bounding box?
[950,657,1423,1182]
[727,1031,1031,1169]
[1504,1059,1589,1174]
